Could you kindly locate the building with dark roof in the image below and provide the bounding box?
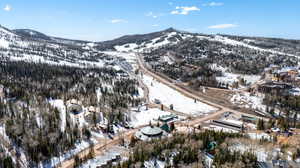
[135,126,167,141]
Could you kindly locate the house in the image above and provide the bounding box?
[154,99,161,104]
[203,152,214,168]
[211,120,243,132]
[288,69,299,77]
[241,115,258,123]
[159,114,178,123]
[272,160,289,168]
[160,123,171,133]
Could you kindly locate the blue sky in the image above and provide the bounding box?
[0,0,299,41]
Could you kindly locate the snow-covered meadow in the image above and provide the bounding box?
[230,92,266,113]
[142,74,217,116]
[129,106,172,128]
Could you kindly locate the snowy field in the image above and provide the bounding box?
[142,75,217,116]
[130,106,171,128]
[211,63,261,88]
[230,92,266,113]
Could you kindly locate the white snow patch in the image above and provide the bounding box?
[49,99,66,132]
[44,139,98,168]
[216,72,261,86]
[0,38,9,48]
[130,106,171,128]
[247,133,271,141]
[231,92,266,113]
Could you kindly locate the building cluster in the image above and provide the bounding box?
[134,114,178,141]
[265,65,300,83]
[204,112,258,133]
[256,66,300,96]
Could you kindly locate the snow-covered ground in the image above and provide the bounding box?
[231,92,266,113]
[43,139,98,168]
[230,143,269,162]
[49,99,66,132]
[211,63,261,88]
[211,35,299,58]
[142,74,217,116]
[130,106,171,128]
[247,132,271,141]
[0,124,10,143]
[216,72,261,86]
[289,87,300,96]
[0,38,9,48]
[114,43,139,52]
[8,53,105,69]
[144,159,166,168]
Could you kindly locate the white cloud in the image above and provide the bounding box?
[208,24,238,29]
[171,6,200,15]
[146,12,158,19]
[152,24,159,27]
[203,2,224,7]
[3,5,12,11]
[110,19,127,24]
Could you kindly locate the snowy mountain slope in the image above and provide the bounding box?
[96,27,299,60]
[114,31,187,52]
[0,25,104,68]
[199,35,299,58]
[96,28,193,51]
[13,29,52,41]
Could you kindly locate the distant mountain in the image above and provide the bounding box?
[13,28,91,46]
[1,24,300,70]
[13,29,52,41]
[95,27,191,50]
[0,25,100,67]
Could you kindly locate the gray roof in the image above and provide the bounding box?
[141,126,163,136]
